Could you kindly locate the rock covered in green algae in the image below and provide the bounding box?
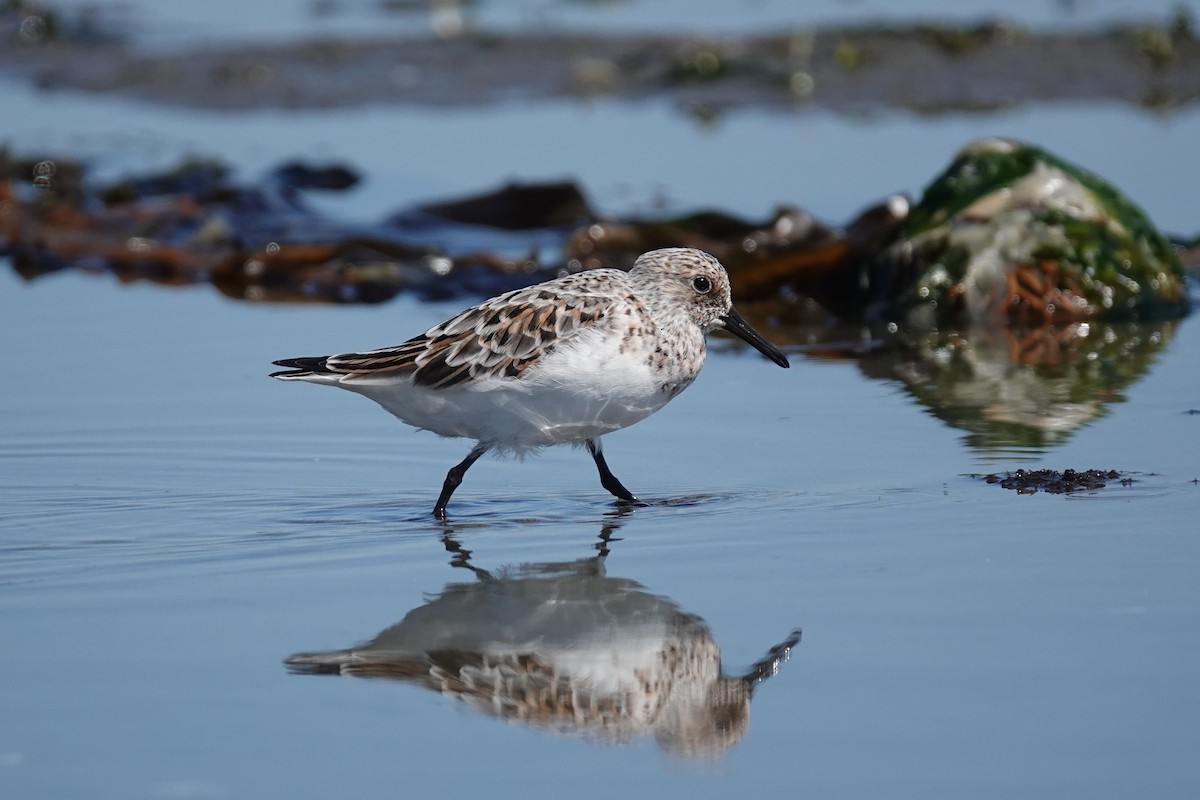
[887,138,1190,326]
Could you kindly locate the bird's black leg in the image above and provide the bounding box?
[434,442,490,519]
[585,438,641,505]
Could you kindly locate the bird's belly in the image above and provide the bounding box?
[345,332,701,453]
[349,374,675,453]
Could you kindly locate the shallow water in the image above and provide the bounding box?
[2,253,1199,797]
[4,0,1200,792]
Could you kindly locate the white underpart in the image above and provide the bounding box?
[329,324,693,455]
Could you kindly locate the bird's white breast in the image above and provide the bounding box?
[346,322,703,454]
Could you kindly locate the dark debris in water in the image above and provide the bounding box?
[0,149,902,313]
[0,142,1193,326]
[4,6,1200,114]
[980,468,1131,494]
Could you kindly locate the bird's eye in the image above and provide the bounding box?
[691,276,712,294]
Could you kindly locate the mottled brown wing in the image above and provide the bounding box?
[318,278,620,389]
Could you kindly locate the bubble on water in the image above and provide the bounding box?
[789,71,814,98]
[32,161,56,188]
[265,242,280,255]
[19,15,47,44]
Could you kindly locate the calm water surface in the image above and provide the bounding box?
[1,256,1198,797]
[3,0,1200,792]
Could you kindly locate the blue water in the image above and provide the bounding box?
[2,256,1198,797]
[3,0,1200,795]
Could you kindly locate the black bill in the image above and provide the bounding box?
[719,307,790,368]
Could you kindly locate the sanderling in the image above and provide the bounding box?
[271,247,789,517]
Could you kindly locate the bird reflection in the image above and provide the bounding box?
[285,515,800,757]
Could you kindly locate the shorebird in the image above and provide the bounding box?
[271,247,789,516]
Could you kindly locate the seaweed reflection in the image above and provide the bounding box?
[285,518,800,757]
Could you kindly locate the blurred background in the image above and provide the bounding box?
[4,0,1199,231]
